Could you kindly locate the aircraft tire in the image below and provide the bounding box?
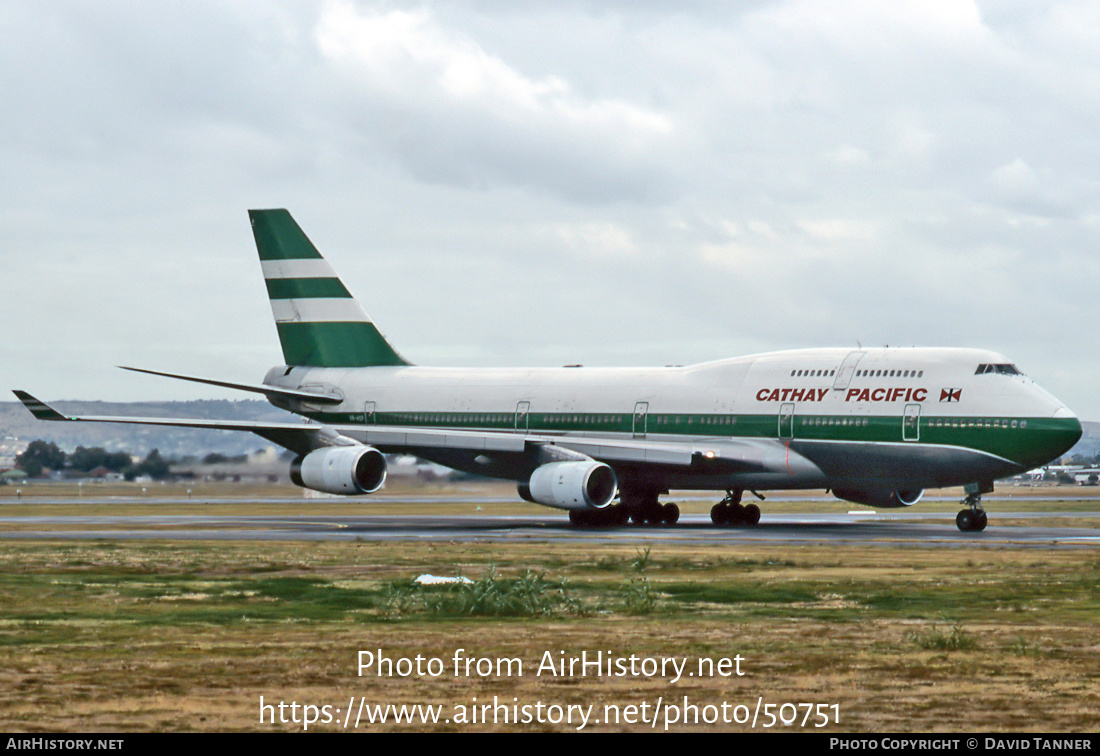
[730,502,747,526]
[956,510,974,531]
[743,503,761,526]
[711,503,729,525]
[975,511,988,531]
[662,503,679,525]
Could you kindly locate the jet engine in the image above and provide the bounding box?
[517,461,617,511]
[290,446,387,495]
[832,488,924,508]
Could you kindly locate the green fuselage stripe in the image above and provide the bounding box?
[300,409,1079,470]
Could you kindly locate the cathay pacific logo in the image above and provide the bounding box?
[940,388,962,402]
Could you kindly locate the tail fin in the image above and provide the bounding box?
[249,209,410,367]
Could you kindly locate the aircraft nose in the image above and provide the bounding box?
[1050,406,1082,459]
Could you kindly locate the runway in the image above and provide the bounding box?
[1,511,1099,548]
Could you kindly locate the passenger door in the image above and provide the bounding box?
[903,403,920,442]
[515,401,530,433]
[779,403,795,439]
[633,401,649,438]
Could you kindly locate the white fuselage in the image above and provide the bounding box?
[263,346,1080,495]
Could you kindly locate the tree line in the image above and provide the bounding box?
[13,441,170,481]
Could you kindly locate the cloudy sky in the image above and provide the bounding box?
[2,1,1098,418]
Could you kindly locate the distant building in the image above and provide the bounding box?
[1073,469,1100,486]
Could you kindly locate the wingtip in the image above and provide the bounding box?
[13,391,68,421]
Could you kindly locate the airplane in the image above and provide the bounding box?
[14,209,1083,532]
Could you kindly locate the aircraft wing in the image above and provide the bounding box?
[13,391,783,474]
[13,391,342,456]
[294,421,784,473]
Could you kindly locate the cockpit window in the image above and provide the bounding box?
[975,363,1023,376]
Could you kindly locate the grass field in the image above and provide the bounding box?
[1,529,1097,732]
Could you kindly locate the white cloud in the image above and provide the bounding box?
[1,0,1098,419]
[552,222,638,258]
[313,1,673,200]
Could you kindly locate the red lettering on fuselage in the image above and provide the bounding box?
[755,387,929,402]
[850,386,927,402]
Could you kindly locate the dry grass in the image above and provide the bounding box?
[0,539,1097,732]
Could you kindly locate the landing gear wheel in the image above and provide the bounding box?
[956,509,974,532]
[712,490,745,527]
[622,487,665,526]
[956,490,988,532]
[661,503,680,525]
[729,502,746,524]
[570,507,628,527]
[710,503,729,525]
[743,503,761,526]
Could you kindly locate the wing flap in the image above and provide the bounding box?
[552,439,694,466]
[354,426,526,453]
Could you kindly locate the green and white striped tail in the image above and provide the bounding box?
[249,209,410,368]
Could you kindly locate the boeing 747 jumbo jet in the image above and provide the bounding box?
[15,210,1083,531]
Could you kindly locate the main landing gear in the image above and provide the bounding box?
[623,488,679,525]
[710,489,761,527]
[956,491,988,532]
[568,487,678,527]
[568,506,630,527]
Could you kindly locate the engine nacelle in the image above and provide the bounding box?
[518,461,617,511]
[290,446,387,495]
[832,488,924,508]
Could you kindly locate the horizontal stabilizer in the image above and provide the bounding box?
[119,366,343,405]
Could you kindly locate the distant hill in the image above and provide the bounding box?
[0,400,296,458]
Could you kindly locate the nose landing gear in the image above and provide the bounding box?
[956,490,988,532]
